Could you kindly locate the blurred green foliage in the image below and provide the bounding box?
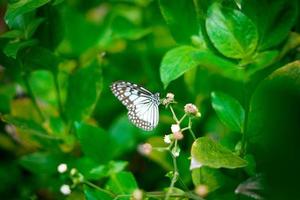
[0,0,300,199]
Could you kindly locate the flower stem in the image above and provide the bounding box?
[83,181,115,198]
[169,105,179,123]
[165,140,179,200]
[147,191,204,200]
[188,118,196,140]
[179,113,187,123]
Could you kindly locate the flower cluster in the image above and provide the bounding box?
[137,93,201,198]
[184,103,201,117]
[162,93,175,106]
[171,124,183,140]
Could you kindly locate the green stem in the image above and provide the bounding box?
[192,0,202,21]
[188,118,196,140]
[83,181,115,198]
[165,140,179,200]
[147,191,204,200]
[30,130,61,140]
[179,113,187,124]
[181,127,189,132]
[169,105,179,123]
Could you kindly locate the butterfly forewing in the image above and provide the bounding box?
[110,81,160,131]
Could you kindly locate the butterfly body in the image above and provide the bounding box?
[110,81,160,131]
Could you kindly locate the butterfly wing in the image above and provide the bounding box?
[110,81,159,131]
[128,99,159,131]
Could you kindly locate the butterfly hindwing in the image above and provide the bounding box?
[110,81,160,131]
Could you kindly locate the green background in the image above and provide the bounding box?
[0,0,300,199]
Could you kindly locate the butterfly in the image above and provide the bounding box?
[110,81,160,131]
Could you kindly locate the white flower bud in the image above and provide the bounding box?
[195,184,208,197]
[132,189,143,200]
[137,143,152,155]
[60,184,71,195]
[57,163,68,173]
[171,124,180,134]
[164,135,172,144]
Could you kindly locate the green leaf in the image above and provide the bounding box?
[246,61,300,199]
[19,152,61,174]
[191,167,225,192]
[65,61,102,122]
[75,122,115,164]
[211,91,245,133]
[1,114,46,134]
[86,161,128,180]
[3,39,37,58]
[5,0,50,28]
[109,115,138,157]
[24,17,44,39]
[191,137,247,169]
[280,32,300,59]
[242,0,298,50]
[206,3,258,59]
[84,186,113,200]
[248,61,300,145]
[106,171,138,195]
[0,30,23,39]
[1,114,60,147]
[29,70,56,105]
[160,46,239,88]
[20,46,60,73]
[247,50,279,76]
[159,0,198,43]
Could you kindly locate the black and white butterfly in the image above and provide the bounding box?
[110,81,160,131]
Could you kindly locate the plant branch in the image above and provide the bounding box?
[165,140,179,200]
[169,105,179,123]
[83,181,115,198]
[179,113,187,123]
[188,117,196,140]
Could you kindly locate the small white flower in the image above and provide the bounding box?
[171,124,180,133]
[57,163,68,173]
[132,189,143,200]
[60,184,71,195]
[166,93,174,100]
[162,93,175,106]
[164,135,172,144]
